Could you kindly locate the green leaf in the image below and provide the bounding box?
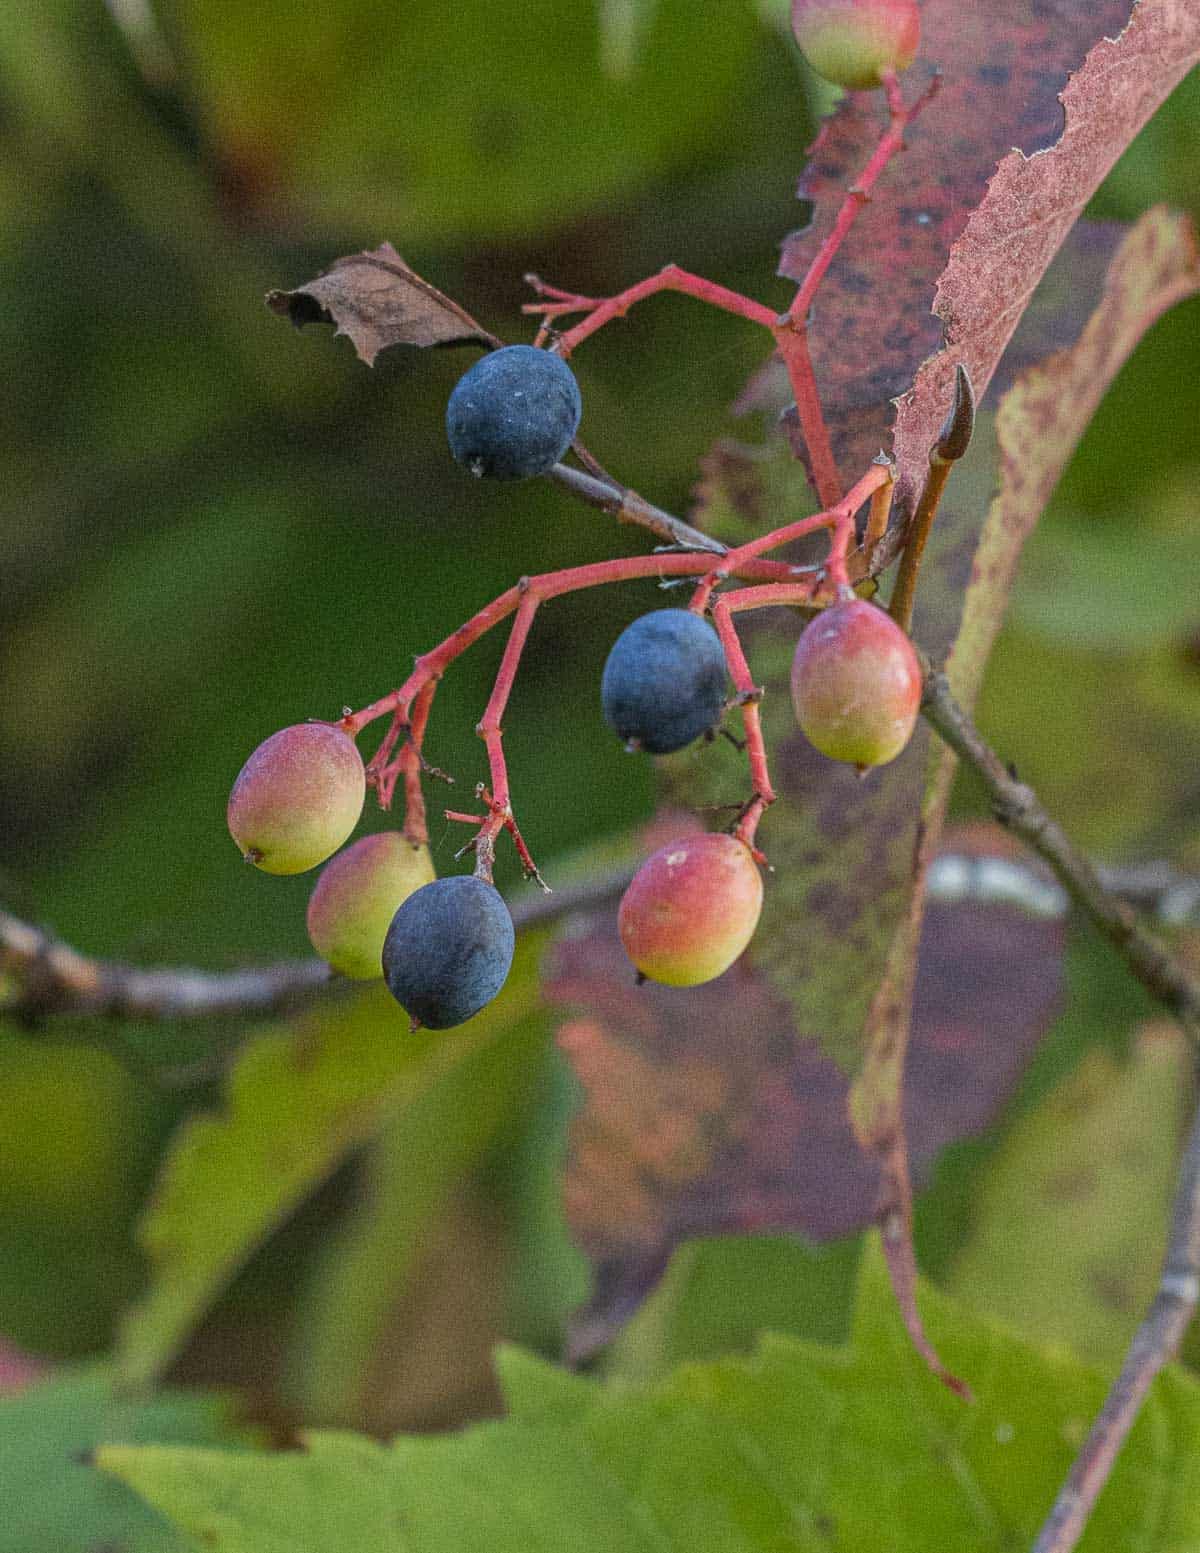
[946,1030,1185,1368]
[166,0,757,242]
[116,936,547,1391]
[494,1343,598,1424]
[603,1231,860,1384]
[491,1043,592,1355]
[1009,511,1200,653]
[0,495,307,783]
[282,972,554,1424]
[596,0,658,80]
[0,1365,243,1553]
[101,1241,1200,1551]
[0,1031,150,1354]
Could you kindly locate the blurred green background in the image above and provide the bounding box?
[1,0,1198,1434]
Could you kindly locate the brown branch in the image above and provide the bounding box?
[0,864,635,1025]
[918,662,1200,1553]
[0,908,334,1022]
[1093,861,1200,929]
[888,366,975,633]
[920,666,1200,1044]
[928,852,1200,929]
[1030,1093,1200,1553]
[544,462,727,556]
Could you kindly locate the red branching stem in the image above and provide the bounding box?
[346,555,792,739]
[343,550,797,870]
[787,70,939,326]
[358,680,439,839]
[768,71,938,508]
[523,264,779,356]
[719,582,822,613]
[525,264,843,509]
[882,68,907,122]
[361,710,405,803]
[708,575,854,850]
[705,572,873,855]
[478,592,539,804]
[689,461,891,614]
[472,593,543,881]
[445,785,547,888]
[346,461,887,872]
[708,604,776,858]
[481,787,546,885]
[526,263,847,510]
[400,680,436,843]
[772,323,844,508]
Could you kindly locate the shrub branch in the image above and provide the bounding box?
[0,867,633,1027]
[919,662,1200,1553]
[1030,1097,1200,1553]
[920,665,1200,1043]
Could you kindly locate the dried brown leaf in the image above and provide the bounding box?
[266,242,499,366]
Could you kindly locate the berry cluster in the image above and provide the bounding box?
[229,8,943,1030]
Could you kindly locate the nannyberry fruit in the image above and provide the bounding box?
[228,723,365,875]
[791,0,920,89]
[382,874,515,1030]
[618,832,763,987]
[446,344,582,480]
[307,832,436,980]
[790,598,921,768]
[601,608,728,755]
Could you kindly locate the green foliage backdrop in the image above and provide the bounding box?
[1,1,1200,1546]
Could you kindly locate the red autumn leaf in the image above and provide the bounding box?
[544,836,1066,1343]
[776,0,1140,497]
[890,0,1200,519]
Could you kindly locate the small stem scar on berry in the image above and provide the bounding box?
[889,363,975,633]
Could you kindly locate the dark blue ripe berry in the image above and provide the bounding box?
[601,608,728,755]
[382,875,516,1030]
[446,344,582,481]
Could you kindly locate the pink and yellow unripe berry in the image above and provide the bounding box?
[307,832,436,979]
[791,0,920,89]
[790,598,921,768]
[227,723,365,875]
[618,833,764,988]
